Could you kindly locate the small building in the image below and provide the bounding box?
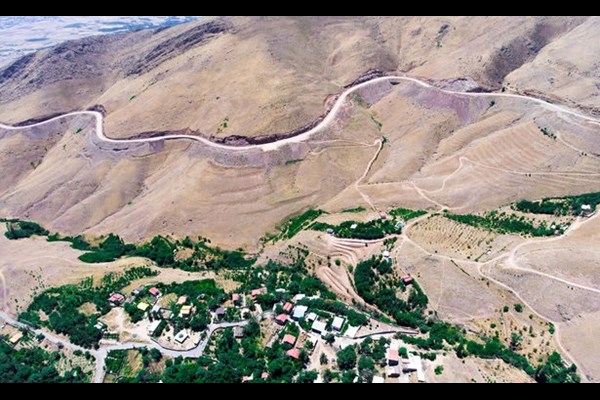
[151,304,162,314]
[414,356,425,382]
[233,326,244,338]
[9,332,23,345]
[251,287,267,300]
[283,302,293,313]
[379,212,389,220]
[94,321,107,332]
[282,334,297,346]
[372,376,385,383]
[382,250,391,258]
[108,293,125,307]
[261,372,269,380]
[387,349,399,366]
[242,375,253,383]
[311,320,326,335]
[286,348,300,360]
[180,305,193,317]
[232,293,240,304]
[160,309,173,320]
[306,312,317,322]
[176,296,188,306]
[147,320,162,336]
[387,366,400,377]
[332,316,345,332]
[293,294,305,302]
[401,275,413,285]
[292,305,308,320]
[132,286,145,297]
[137,302,150,312]
[215,307,226,318]
[275,314,288,325]
[174,330,189,344]
[582,204,593,216]
[149,287,161,297]
[350,223,358,230]
[326,228,334,234]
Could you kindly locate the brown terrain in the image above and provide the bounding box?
[1,16,600,382]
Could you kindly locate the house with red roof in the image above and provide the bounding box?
[283,302,293,313]
[286,348,300,359]
[149,287,161,297]
[401,276,413,285]
[108,293,125,306]
[275,314,288,325]
[282,334,297,347]
[387,349,399,366]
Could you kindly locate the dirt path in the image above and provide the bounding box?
[1,75,598,153]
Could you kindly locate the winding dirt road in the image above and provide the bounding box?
[0,75,598,153]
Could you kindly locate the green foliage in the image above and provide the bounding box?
[311,217,401,240]
[341,206,366,214]
[134,236,175,266]
[434,365,444,375]
[535,352,580,383]
[389,207,427,221]
[124,303,145,323]
[277,209,325,240]
[354,257,427,328]
[514,191,600,216]
[4,220,49,240]
[514,303,523,313]
[47,233,91,250]
[503,305,509,313]
[78,234,135,263]
[0,339,86,382]
[371,115,382,131]
[539,126,557,140]
[445,210,555,237]
[337,345,357,370]
[20,267,157,348]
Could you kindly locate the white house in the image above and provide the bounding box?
[292,305,308,320]
[311,320,327,334]
[332,316,345,331]
[174,330,189,344]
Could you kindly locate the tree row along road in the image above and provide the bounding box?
[0,75,598,153]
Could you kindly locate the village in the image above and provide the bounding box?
[96,270,427,383]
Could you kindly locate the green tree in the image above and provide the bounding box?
[337,345,357,370]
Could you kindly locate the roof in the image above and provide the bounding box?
[147,320,161,334]
[311,320,326,333]
[332,316,345,330]
[282,334,296,345]
[283,302,293,312]
[242,375,253,382]
[382,250,391,257]
[372,376,385,383]
[306,312,317,321]
[350,223,358,229]
[151,304,161,313]
[275,314,288,324]
[402,275,413,284]
[388,349,399,361]
[176,296,188,306]
[174,330,188,343]
[293,294,305,302]
[286,348,300,359]
[9,332,23,344]
[137,302,150,311]
[233,326,244,338]
[180,305,193,315]
[232,293,240,301]
[149,287,160,296]
[582,204,592,210]
[215,307,226,315]
[261,372,269,379]
[292,305,308,319]
[109,293,125,303]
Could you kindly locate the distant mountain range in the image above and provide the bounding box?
[0,16,201,67]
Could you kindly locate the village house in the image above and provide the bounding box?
[311,320,326,335]
[286,348,300,359]
[137,302,150,312]
[174,330,189,344]
[402,275,413,285]
[387,349,399,366]
[233,326,244,338]
[147,320,162,336]
[283,302,293,313]
[108,293,125,307]
[282,333,297,347]
[176,296,188,306]
[180,305,194,317]
[292,305,308,320]
[275,314,288,325]
[332,316,345,332]
[215,307,226,319]
[149,287,161,297]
